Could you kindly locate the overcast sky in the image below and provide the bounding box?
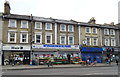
[0,0,119,24]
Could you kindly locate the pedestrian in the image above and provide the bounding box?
[92,57,97,66]
[88,57,91,65]
[116,59,118,65]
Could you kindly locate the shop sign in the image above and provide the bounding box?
[3,45,30,50]
[32,44,79,49]
[81,47,103,52]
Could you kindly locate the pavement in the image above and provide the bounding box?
[1,63,113,70]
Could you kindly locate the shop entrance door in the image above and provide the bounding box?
[23,52,30,65]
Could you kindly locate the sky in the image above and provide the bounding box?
[0,0,119,24]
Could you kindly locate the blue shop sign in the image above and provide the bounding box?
[81,47,103,52]
[43,45,71,48]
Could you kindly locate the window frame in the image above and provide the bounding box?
[110,29,115,35]
[60,35,66,44]
[105,38,110,46]
[20,32,28,43]
[104,29,109,35]
[21,20,28,28]
[45,34,52,44]
[68,25,74,32]
[85,37,91,45]
[35,22,42,30]
[68,36,74,45]
[60,24,66,31]
[111,38,116,46]
[35,33,42,44]
[92,28,97,34]
[92,38,98,46]
[86,27,91,33]
[8,19,17,28]
[45,23,52,30]
[8,31,17,43]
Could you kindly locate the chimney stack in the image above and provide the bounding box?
[88,17,96,24]
[4,0,11,14]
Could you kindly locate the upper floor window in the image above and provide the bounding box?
[8,31,16,43]
[68,25,74,32]
[104,29,109,35]
[105,38,109,46]
[35,22,42,29]
[60,35,66,44]
[45,23,52,30]
[68,36,74,45]
[20,32,28,43]
[35,33,42,43]
[45,34,52,44]
[8,19,16,28]
[60,24,66,31]
[86,27,91,33]
[110,29,115,35]
[92,28,97,34]
[86,37,91,45]
[93,38,98,46]
[21,21,28,28]
[111,39,116,46]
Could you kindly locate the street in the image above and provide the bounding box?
[2,65,118,77]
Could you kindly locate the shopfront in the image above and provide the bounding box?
[2,44,30,65]
[81,47,103,63]
[32,44,81,65]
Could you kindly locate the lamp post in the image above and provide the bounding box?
[30,14,33,65]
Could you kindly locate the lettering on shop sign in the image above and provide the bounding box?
[11,46,23,50]
[43,45,71,48]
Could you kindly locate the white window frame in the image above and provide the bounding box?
[21,20,28,28]
[85,37,91,45]
[8,31,17,43]
[111,38,116,46]
[60,24,66,31]
[86,27,91,33]
[45,23,52,30]
[92,38,98,46]
[68,36,74,45]
[105,38,110,46]
[45,34,52,44]
[104,29,109,35]
[110,29,115,35]
[92,28,97,34]
[8,19,17,28]
[20,32,28,43]
[60,35,66,44]
[35,33,42,44]
[68,25,74,32]
[35,22,42,29]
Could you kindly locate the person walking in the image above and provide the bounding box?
[92,57,97,66]
[116,59,118,66]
